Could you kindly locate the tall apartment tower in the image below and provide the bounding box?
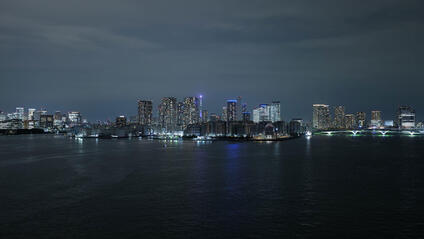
[222,106,227,122]
[334,106,345,129]
[344,114,355,129]
[183,97,200,129]
[312,104,330,130]
[158,97,177,132]
[226,100,237,122]
[138,100,153,125]
[370,110,382,128]
[176,102,184,130]
[236,96,242,121]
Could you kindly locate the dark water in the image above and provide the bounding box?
[1,135,424,238]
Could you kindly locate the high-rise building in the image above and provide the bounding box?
[54,111,62,120]
[242,112,251,122]
[40,115,53,129]
[356,112,366,129]
[15,107,24,120]
[202,110,208,123]
[28,108,36,121]
[370,111,382,128]
[252,107,260,123]
[177,102,184,129]
[199,95,204,122]
[53,111,63,127]
[397,106,415,129]
[226,100,237,122]
[221,106,227,122]
[270,101,281,122]
[236,96,242,121]
[138,100,153,125]
[159,97,177,132]
[334,106,345,129]
[183,97,200,129]
[312,104,330,130]
[68,112,82,125]
[252,104,271,123]
[344,114,355,129]
[0,111,7,121]
[116,115,127,127]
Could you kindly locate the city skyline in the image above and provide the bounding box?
[0,98,421,123]
[1,98,421,127]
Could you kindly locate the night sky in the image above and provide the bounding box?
[1,0,423,121]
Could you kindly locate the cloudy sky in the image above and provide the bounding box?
[1,0,423,121]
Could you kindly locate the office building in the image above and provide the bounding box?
[252,104,271,123]
[68,112,82,125]
[116,116,127,127]
[28,108,36,120]
[53,111,63,127]
[16,107,25,120]
[397,106,415,129]
[40,115,54,129]
[270,101,281,122]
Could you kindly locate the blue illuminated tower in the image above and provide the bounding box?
[199,95,203,121]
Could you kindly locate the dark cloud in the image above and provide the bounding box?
[1,0,424,121]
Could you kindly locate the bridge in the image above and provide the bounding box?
[314,129,424,136]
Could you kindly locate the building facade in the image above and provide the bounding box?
[138,100,153,125]
[334,106,345,129]
[183,97,200,129]
[370,111,382,128]
[313,104,330,130]
[356,112,366,129]
[397,106,415,129]
[226,100,237,122]
[158,97,177,132]
[270,101,281,123]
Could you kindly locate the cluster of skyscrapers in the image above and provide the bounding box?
[133,96,291,137]
[312,104,418,130]
[0,107,83,131]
